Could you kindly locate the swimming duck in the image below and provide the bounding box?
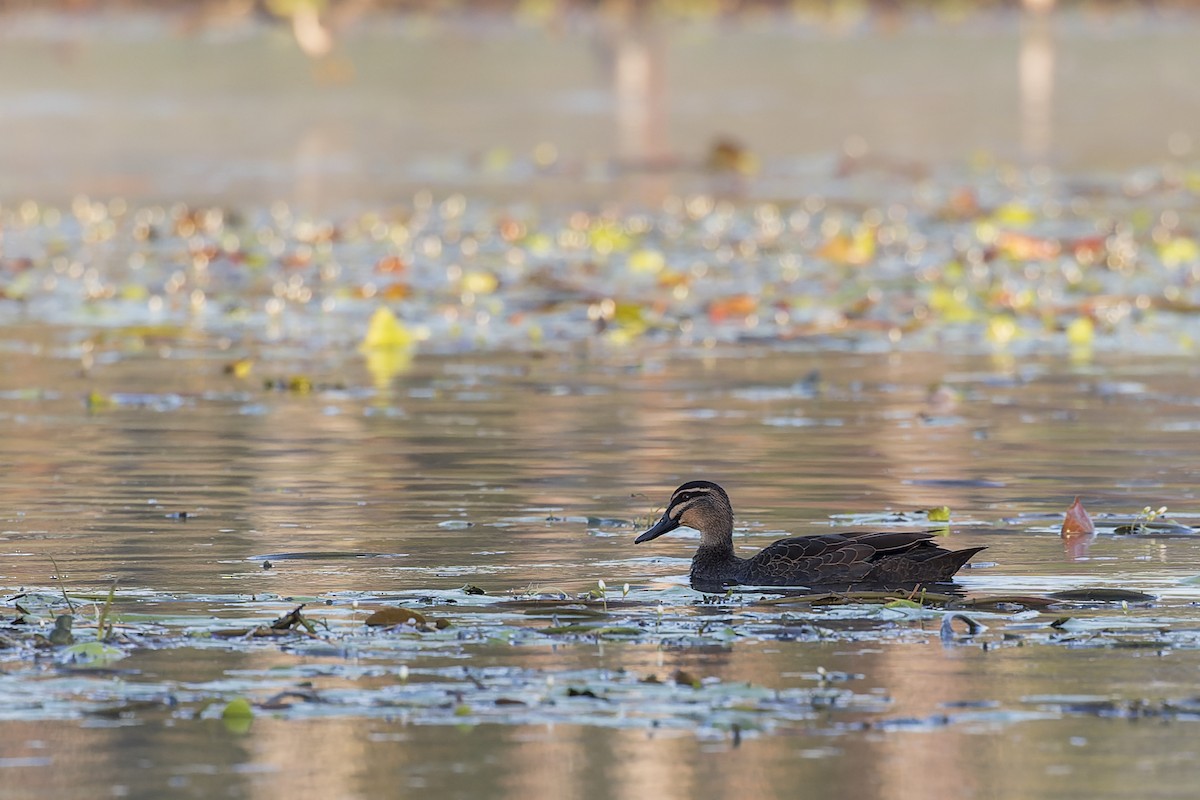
[635,481,986,591]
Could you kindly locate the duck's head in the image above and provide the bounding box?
[635,480,734,548]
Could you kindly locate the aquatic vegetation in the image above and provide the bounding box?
[1,576,1195,738]
[6,161,1200,366]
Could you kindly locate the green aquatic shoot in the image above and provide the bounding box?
[1134,505,1169,534]
[96,581,117,642]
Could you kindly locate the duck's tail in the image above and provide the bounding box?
[932,546,988,579]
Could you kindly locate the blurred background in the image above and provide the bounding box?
[2,0,1199,210]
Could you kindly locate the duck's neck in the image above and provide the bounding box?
[691,541,743,584]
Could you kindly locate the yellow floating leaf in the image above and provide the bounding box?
[993,202,1035,227]
[461,270,498,295]
[926,506,951,523]
[524,232,553,254]
[1159,236,1199,268]
[482,146,513,173]
[1066,316,1094,345]
[224,358,254,379]
[612,302,647,332]
[86,391,112,410]
[628,249,665,274]
[816,227,875,266]
[588,222,633,255]
[928,286,974,323]
[364,348,412,386]
[120,283,149,302]
[361,307,414,351]
[986,315,1018,346]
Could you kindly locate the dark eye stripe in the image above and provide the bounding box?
[672,489,712,505]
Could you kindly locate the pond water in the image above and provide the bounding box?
[6,6,1200,800]
[5,334,1200,799]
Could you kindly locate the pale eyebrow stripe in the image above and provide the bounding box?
[672,488,713,504]
[668,491,711,518]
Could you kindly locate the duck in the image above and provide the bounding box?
[635,480,986,591]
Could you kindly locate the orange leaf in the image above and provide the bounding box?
[379,282,411,300]
[1061,496,1095,536]
[375,256,407,274]
[1069,236,1107,264]
[996,231,1061,261]
[708,294,757,322]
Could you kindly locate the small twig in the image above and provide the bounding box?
[48,555,75,614]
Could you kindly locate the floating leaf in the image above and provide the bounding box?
[706,137,757,175]
[708,294,757,322]
[628,249,665,274]
[59,641,127,665]
[985,315,1018,346]
[364,607,428,627]
[379,282,411,300]
[1159,236,1199,268]
[374,255,406,274]
[992,202,1035,227]
[361,307,414,351]
[588,222,633,254]
[1045,589,1155,604]
[461,270,498,295]
[1113,520,1195,536]
[995,231,1060,261]
[1061,497,1095,536]
[361,307,415,385]
[816,227,875,266]
[927,286,975,323]
[1065,317,1094,346]
[222,697,254,733]
[224,358,254,378]
[925,506,951,523]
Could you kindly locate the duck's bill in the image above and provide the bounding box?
[635,513,679,543]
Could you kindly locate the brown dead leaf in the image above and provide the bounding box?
[364,607,428,627]
[1061,496,1095,536]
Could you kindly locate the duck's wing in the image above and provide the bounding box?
[745,530,945,585]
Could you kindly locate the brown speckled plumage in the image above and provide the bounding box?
[635,481,985,591]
